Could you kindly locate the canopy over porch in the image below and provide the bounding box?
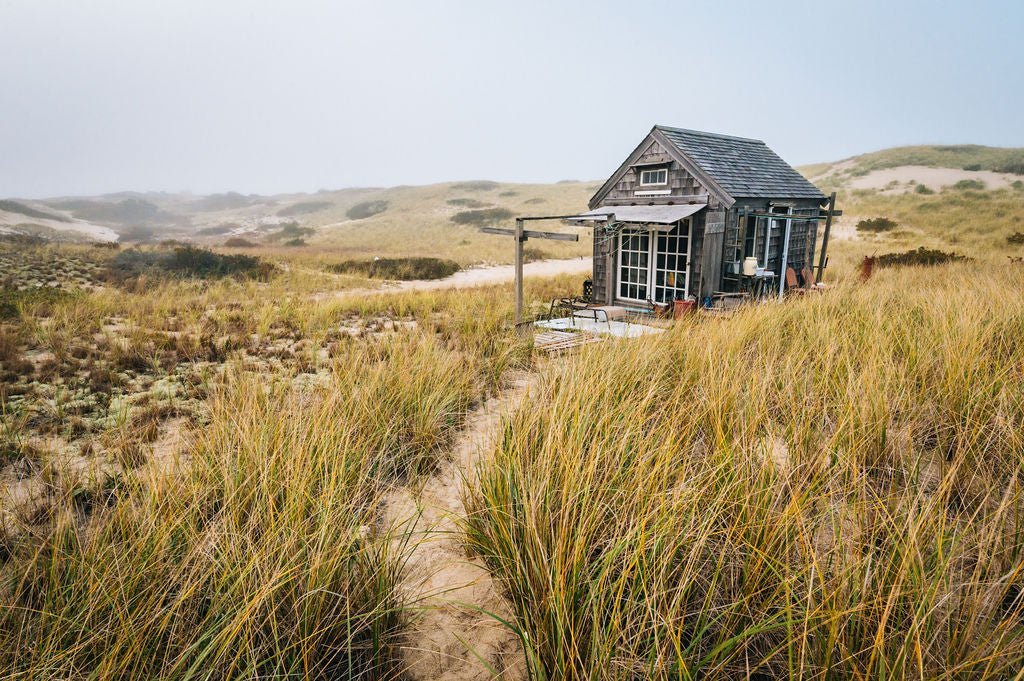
[567,203,707,230]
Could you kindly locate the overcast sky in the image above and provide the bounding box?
[2,0,1021,198]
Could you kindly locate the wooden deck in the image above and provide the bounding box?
[533,330,605,354]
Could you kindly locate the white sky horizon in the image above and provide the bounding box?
[2,0,1022,198]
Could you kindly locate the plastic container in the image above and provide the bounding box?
[742,257,759,276]
[673,299,696,318]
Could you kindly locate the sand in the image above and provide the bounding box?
[382,373,536,680]
[846,165,1019,193]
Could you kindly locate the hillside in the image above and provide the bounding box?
[1,181,597,264]
[797,145,1024,259]
[4,143,1024,267]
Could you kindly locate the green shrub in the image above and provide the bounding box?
[264,223,314,243]
[451,208,515,226]
[498,190,519,197]
[914,184,935,194]
[0,287,73,320]
[223,237,256,247]
[856,217,898,233]
[1008,232,1024,245]
[963,163,982,171]
[277,201,333,217]
[446,198,488,208]
[873,247,969,268]
[345,200,389,220]
[105,246,275,284]
[953,179,986,191]
[326,257,459,281]
[996,162,1024,175]
[187,192,256,212]
[195,223,239,236]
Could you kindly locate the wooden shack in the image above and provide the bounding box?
[572,125,836,307]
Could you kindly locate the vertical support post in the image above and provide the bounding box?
[816,191,837,282]
[604,219,615,305]
[514,218,524,324]
[777,211,792,300]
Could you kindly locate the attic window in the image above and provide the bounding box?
[639,168,668,186]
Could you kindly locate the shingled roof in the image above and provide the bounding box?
[654,125,825,201]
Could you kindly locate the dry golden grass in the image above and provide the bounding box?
[4,188,1024,679]
[466,262,1024,679]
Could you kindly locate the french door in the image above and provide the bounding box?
[617,220,691,304]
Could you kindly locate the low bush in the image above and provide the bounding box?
[326,257,459,281]
[450,180,498,192]
[953,179,986,191]
[222,237,256,248]
[451,207,515,226]
[996,162,1024,175]
[195,223,238,236]
[345,200,389,220]
[856,217,898,233]
[914,183,935,194]
[264,223,314,243]
[0,288,73,320]
[872,246,970,268]
[1007,232,1024,245]
[963,163,982,171]
[105,246,275,284]
[447,198,488,208]
[277,201,333,217]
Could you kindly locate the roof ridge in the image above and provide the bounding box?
[655,124,764,144]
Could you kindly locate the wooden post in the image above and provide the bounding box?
[478,216,580,324]
[700,210,726,303]
[777,211,792,299]
[816,192,837,282]
[514,218,524,324]
[604,219,614,304]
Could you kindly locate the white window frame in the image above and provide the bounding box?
[615,219,693,304]
[638,167,668,186]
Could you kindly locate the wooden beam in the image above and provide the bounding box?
[478,215,588,324]
[479,226,515,236]
[479,226,578,242]
[747,210,842,220]
[514,218,524,324]
[816,192,837,282]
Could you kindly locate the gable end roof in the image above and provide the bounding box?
[654,125,826,201]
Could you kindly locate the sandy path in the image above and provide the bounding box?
[391,257,591,291]
[312,257,591,301]
[383,373,536,681]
